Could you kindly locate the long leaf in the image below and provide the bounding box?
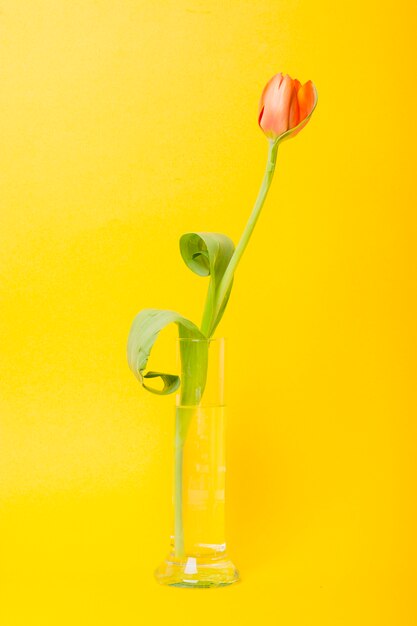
[127,308,204,396]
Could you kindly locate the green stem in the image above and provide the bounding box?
[173,339,209,558]
[173,139,279,556]
[174,417,186,558]
[200,285,214,337]
[207,139,279,337]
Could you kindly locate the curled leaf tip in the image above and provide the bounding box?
[180,232,235,336]
[127,308,204,396]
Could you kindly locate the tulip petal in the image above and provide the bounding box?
[270,74,294,136]
[287,82,318,139]
[288,82,300,129]
[258,73,283,137]
[258,72,283,115]
[297,80,317,122]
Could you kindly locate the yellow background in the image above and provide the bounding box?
[1,1,416,624]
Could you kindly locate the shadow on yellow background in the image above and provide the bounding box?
[0,1,416,624]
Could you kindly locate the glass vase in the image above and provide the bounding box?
[155,337,239,587]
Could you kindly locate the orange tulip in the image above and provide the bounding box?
[258,73,318,141]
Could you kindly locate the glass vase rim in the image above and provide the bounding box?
[176,336,226,344]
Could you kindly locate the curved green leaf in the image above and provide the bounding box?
[127,308,204,396]
[179,232,235,336]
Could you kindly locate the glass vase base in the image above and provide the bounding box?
[155,554,239,588]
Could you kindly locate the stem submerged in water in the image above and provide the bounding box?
[173,340,208,558]
[174,419,186,558]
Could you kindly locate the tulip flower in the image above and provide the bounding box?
[258,72,318,142]
[209,74,317,330]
